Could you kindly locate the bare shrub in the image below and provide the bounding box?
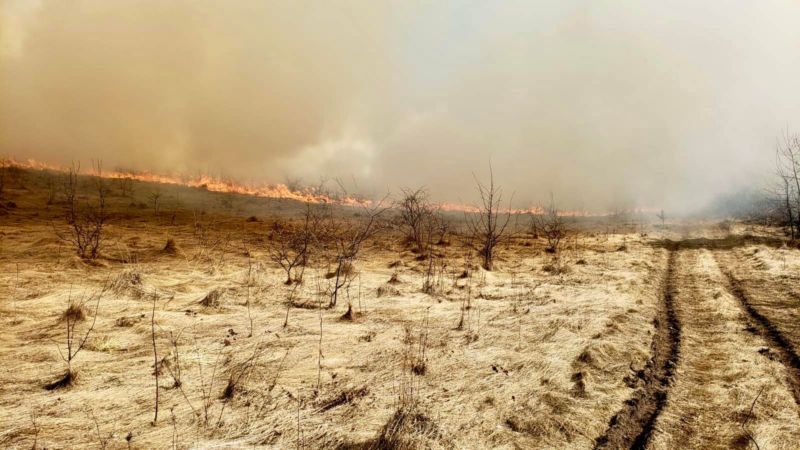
[328,199,389,310]
[775,129,800,239]
[220,342,266,402]
[56,162,108,259]
[199,288,224,308]
[656,209,666,227]
[536,195,567,253]
[116,175,134,197]
[465,166,512,270]
[269,203,325,284]
[46,284,107,390]
[396,187,433,254]
[149,188,162,216]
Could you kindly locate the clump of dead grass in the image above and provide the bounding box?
[60,302,86,322]
[377,284,400,297]
[199,288,224,307]
[110,268,145,298]
[163,237,179,255]
[365,407,442,450]
[115,314,145,327]
[317,386,369,412]
[542,263,571,275]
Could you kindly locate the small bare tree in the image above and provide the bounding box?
[466,166,512,271]
[46,284,107,389]
[776,131,800,239]
[537,195,566,253]
[422,211,447,293]
[397,187,433,254]
[58,162,108,259]
[269,203,325,284]
[117,174,134,197]
[656,209,666,228]
[149,188,162,216]
[329,199,389,310]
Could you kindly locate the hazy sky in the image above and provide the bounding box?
[3,1,800,212]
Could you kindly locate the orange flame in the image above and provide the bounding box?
[6,157,634,216]
[6,157,371,206]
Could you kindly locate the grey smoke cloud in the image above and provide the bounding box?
[3,0,800,212]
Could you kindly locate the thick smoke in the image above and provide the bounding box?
[3,0,800,212]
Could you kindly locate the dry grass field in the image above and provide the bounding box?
[1,169,799,449]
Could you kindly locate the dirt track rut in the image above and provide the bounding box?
[594,250,680,449]
[714,253,800,408]
[597,244,800,449]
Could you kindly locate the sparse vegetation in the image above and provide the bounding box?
[268,203,325,284]
[56,162,108,259]
[775,129,800,239]
[2,166,800,449]
[397,187,433,254]
[465,166,512,271]
[537,194,567,254]
[46,284,106,390]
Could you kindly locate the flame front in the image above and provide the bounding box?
[6,157,375,206]
[6,157,618,216]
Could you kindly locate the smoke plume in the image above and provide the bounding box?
[3,0,800,212]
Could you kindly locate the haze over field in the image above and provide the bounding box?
[6,4,800,448]
[3,1,800,211]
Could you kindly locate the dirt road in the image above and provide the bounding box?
[598,238,800,450]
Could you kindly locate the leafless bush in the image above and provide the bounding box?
[328,199,389,310]
[465,166,512,270]
[775,129,800,239]
[421,213,448,294]
[269,203,326,284]
[191,212,229,263]
[46,284,107,390]
[405,310,430,376]
[194,340,224,428]
[536,195,567,253]
[397,187,433,253]
[220,342,266,402]
[86,408,112,449]
[149,188,162,216]
[117,175,134,197]
[656,209,666,227]
[56,162,108,259]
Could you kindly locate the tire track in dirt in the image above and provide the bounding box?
[594,250,681,450]
[715,254,800,407]
[649,250,800,448]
